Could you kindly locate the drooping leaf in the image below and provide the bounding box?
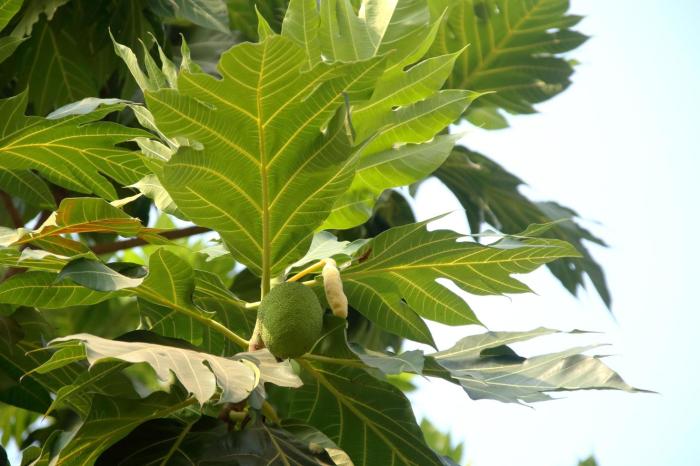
[426,328,646,403]
[148,35,384,276]
[130,174,183,216]
[338,219,579,343]
[0,92,150,200]
[47,332,302,404]
[351,345,424,375]
[430,0,588,123]
[284,316,443,466]
[435,146,611,306]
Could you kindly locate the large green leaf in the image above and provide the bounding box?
[435,146,611,306]
[0,92,149,200]
[278,0,479,229]
[430,0,587,125]
[338,219,579,344]
[285,317,443,466]
[148,35,383,278]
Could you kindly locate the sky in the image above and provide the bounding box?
[407,1,700,465]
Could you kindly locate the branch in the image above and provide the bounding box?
[90,226,211,255]
[0,191,23,228]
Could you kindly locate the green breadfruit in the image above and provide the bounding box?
[259,282,324,359]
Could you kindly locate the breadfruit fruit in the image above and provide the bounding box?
[259,282,324,359]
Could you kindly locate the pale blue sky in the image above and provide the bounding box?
[409,1,700,465]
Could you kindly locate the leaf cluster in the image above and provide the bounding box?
[0,1,636,464]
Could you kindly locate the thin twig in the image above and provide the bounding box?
[0,191,23,228]
[90,226,211,255]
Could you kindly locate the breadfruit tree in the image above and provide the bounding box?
[0,1,642,464]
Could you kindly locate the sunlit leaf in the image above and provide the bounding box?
[148,35,384,276]
[338,219,579,342]
[0,92,149,199]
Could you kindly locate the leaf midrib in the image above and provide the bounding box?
[257,40,271,296]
